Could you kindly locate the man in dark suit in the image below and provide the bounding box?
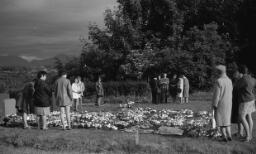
[150,77,158,104]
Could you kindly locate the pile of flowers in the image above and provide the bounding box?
[0,107,220,138]
[119,101,135,108]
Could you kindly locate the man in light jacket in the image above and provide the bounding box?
[54,70,73,130]
[212,65,233,142]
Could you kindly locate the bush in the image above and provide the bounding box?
[84,81,151,97]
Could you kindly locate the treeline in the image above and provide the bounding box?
[57,0,256,91]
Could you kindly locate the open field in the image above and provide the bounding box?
[1,92,256,154]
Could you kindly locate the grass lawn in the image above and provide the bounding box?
[1,92,256,154]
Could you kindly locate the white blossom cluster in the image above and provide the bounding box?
[1,107,220,137]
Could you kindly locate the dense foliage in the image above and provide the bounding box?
[55,0,255,91]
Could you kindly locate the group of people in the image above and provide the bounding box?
[150,73,190,104]
[212,64,256,142]
[12,64,256,142]
[15,70,104,130]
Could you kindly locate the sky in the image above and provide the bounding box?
[0,0,116,61]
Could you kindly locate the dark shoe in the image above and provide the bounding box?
[67,127,72,130]
[227,137,232,141]
[219,138,228,142]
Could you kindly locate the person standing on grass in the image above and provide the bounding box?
[231,70,244,137]
[182,74,190,103]
[237,65,256,142]
[72,77,82,112]
[149,77,158,104]
[156,75,161,104]
[177,74,184,104]
[77,76,85,104]
[54,70,73,130]
[15,80,35,129]
[212,65,233,142]
[169,74,178,103]
[34,71,52,130]
[95,76,104,106]
[160,73,169,103]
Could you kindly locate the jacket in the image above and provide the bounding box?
[33,79,52,107]
[54,77,73,106]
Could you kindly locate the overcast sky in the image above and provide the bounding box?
[0,0,116,61]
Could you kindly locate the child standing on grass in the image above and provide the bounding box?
[34,71,52,130]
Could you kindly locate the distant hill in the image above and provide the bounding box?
[0,55,30,67]
[0,54,76,68]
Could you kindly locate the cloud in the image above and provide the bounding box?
[20,55,43,62]
[0,0,116,59]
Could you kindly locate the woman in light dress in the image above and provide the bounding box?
[177,74,184,104]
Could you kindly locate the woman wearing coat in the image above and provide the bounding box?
[212,65,233,142]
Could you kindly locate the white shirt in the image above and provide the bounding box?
[72,83,82,99]
[78,81,85,96]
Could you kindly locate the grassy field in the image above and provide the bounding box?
[1,92,256,154]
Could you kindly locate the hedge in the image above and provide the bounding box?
[84,81,151,97]
[8,81,151,98]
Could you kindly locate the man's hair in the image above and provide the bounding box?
[59,69,67,76]
[37,71,47,79]
[238,64,248,74]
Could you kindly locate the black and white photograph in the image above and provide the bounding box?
[0,0,256,153]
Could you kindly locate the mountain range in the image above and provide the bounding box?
[0,54,76,68]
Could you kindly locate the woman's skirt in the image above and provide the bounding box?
[34,107,50,116]
[239,100,256,117]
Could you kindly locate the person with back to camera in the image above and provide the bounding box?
[212,65,233,142]
[33,71,52,130]
[15,79,35,129]
[54,70,73,130]
[237,65,256,142]
[231,69,244,138]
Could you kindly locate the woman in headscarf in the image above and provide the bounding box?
[212,65,233,142]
